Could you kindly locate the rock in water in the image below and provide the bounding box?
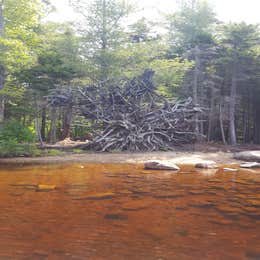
[144,160,180,171]
[36,185,56,192]
[104,214,128,220]
[195,162,218,169]
[223,168,238,172]
[240,162,260,169]
[234,151,260,162]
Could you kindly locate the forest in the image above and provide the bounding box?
[0,0,259,156]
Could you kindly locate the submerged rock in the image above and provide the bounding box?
[240,162,260,169]
[144,160,180,171]
[36,185,56,192]
[234,151,260,162]
[104,213,128,220]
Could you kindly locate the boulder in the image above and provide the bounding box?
[240,162,260,169]
[144,160,180,171]
[234,151,260,162]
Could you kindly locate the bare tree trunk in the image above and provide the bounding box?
[62,104,73,139]
[254,106,260,144]
[229,65,237,145]
[49,106,57,144]
[34,96,43,145]
[0,96,4,126]
[219,100,227,145]
[193,45,200,140]
[242,101,249,143]
[101,0,108,81]
[41,106,46,141]
[207,86,216,141]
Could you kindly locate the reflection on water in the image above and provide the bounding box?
[0,163,259,259]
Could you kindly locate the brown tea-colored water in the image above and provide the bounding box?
[0,163,259,260]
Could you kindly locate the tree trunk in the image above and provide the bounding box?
[101,0,108,81]
[34,96,43,145]
[62,104,73,139]
[49,106,57,144]
[242,100,250,143]
[229,65,237,145]
[0,96,4,127]
[254,105,260,144]
[219,99,227,145]
[41,106,46,141]
[193,45,200,140]
[207,86,216,141]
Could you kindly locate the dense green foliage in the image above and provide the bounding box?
[0,120,38,157]
[0,0,259,156]
[0,120,35,143]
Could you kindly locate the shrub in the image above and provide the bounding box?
[0,140,40,157]
[0,120,39,157]
[0,120,35,143]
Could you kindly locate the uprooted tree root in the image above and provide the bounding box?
[50,70,202,152]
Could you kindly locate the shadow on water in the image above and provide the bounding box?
[0,163,259,259]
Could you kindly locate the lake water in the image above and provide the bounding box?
[0,163,259,259]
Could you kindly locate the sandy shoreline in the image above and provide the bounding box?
[0,150,243,165]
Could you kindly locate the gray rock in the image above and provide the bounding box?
[234,151,260,162]
[240,162,260,169]
[171,157,217,166]
[195,162,218,169]
[144,160,180,171]
[223,168,238,172]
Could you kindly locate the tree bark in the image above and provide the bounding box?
[100,0,108,81]
[193,45,200,140]
[229,64,237,145]
[0,96,4,126]
[34,96,43,145]
[41,106,46,141]
[49,106,57,144]
[207,86,216,141]
[219,99,227,145]
[254,105,260,144]
[62,104,73,139]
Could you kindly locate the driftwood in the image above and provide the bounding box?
[48,70,202,151]
[37,138,89,150]
[73,70,202,151]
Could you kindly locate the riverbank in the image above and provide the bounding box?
[1,143,259,165]
[0,150,241,165]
